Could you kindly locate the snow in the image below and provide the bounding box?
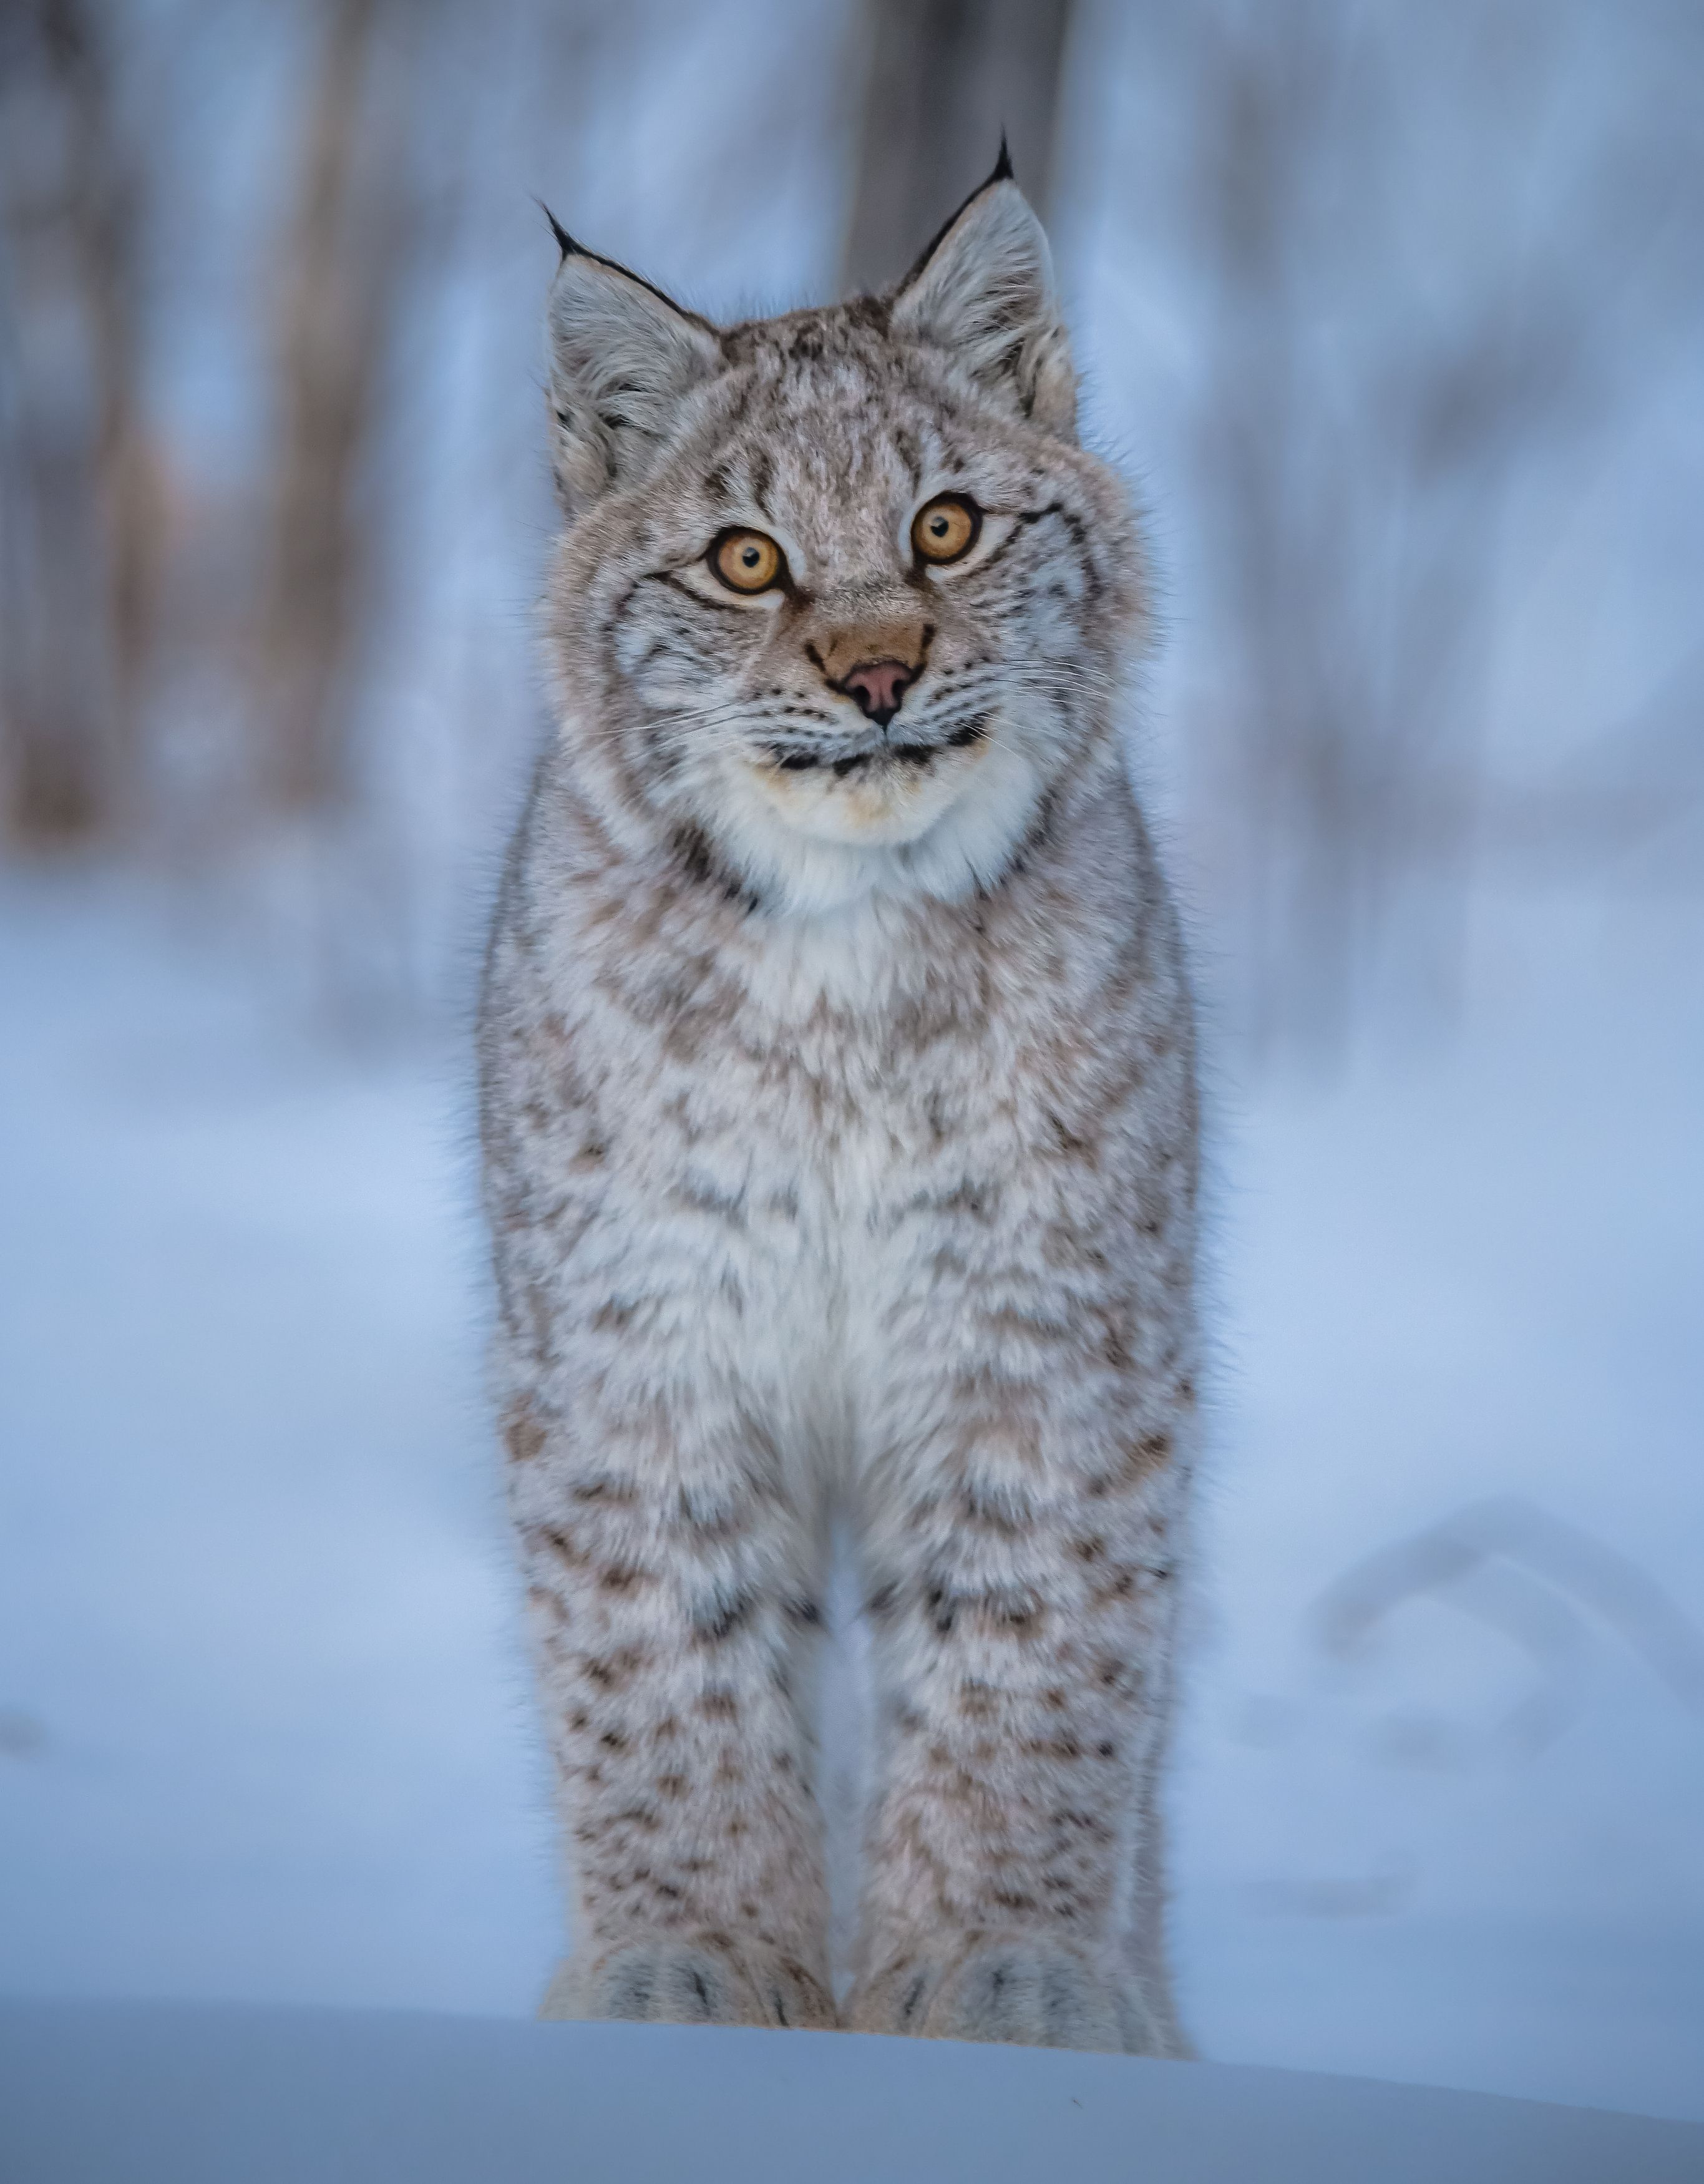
[1,865,1702,2122]
[1172,887,1704,2118]
[3,1999,1701,2183]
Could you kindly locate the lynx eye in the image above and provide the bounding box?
[911,494,981,567]
[709,528,784,595]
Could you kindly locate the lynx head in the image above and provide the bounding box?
[542,154,1145,917]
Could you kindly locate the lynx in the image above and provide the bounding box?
[478,154,1198,2055]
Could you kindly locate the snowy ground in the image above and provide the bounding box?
[2,864,1700,2121]
[6,2001,1701,2184]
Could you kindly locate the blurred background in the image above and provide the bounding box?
[2,0,1702,2121]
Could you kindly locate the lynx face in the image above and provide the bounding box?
[543,172,1143,915]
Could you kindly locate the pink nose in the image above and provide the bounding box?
[838,658,917,728]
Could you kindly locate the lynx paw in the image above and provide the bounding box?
[543,1932,835,2030]
[852,1936,1126,2052]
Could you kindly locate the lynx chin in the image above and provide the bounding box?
[478,152,1199,2055]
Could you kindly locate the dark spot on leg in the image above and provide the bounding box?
[693,1589,756,1645]
[503,1402,547,1463]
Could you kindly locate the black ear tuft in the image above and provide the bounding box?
[538,200,575,264]
[993,134,1015,185]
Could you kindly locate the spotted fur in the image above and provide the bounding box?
[479,167,1197,2054]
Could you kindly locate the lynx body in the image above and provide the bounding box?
[479,165,1198,2053]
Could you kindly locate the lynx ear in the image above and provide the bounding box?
[889,157,1077,440]
[543,217,721,512]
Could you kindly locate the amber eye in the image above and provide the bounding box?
[709,529,784,594]
[912,494,981,566]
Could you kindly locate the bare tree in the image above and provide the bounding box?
[1145,0,1704,1046]
[250,0,424,814]
[0,0,157,843]
[839,0,1076,295]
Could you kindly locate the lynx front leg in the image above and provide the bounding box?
[507,1386,835,2030]
[847,1345,1189,2055]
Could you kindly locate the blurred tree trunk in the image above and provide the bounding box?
[1175,2,1619,1051]
[0,0,157,844]
[839,0,1077,295]
[252,0,417,814]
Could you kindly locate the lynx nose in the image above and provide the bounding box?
[838,658,917,729]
